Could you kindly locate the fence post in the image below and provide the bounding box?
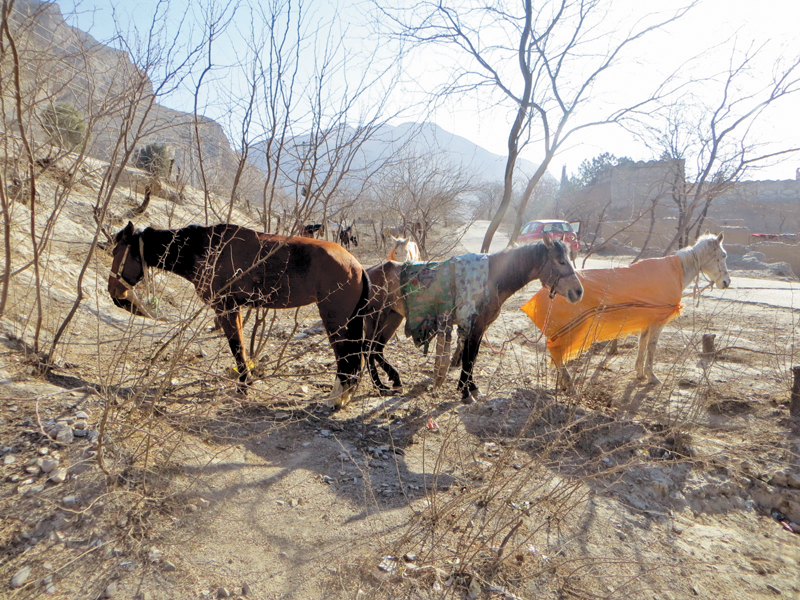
[791,366,800,419]
[701,333,717,358]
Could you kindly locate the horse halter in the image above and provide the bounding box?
[109,237,149,291]
[548,273,560,299]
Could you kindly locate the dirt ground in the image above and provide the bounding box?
[1,160,799,600]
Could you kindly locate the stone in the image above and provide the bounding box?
[771,471,788,487]
[50,468,68,484]
[103,582,117,597]
[75,411,90,420]
[55,425,74,444]
[70,461,91,475]
[197,498,211,508]
[162,560,177,572]
[37,457,58,473]
[45,583,56,594]
[10,566,31,588]
[3,454,16,465]
[217,587,231,598]
[242,583,251,596]
[62,496,77,507]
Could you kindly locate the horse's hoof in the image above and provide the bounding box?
[378,387,401,397]
[461,392,475,404]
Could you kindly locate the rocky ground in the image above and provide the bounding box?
[1,158,799,599]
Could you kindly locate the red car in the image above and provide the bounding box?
[518,220,581,261]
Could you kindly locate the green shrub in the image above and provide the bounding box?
[133,143,172,178]
[41,102,88,149]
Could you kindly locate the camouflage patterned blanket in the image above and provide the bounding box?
[400,253,489,352]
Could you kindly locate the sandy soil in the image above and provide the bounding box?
[1,163,799,600]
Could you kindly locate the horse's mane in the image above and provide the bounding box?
[675,233,720,272]
[139,224,211,275]
[493,242,550,293]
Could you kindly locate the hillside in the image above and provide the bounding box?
[0,145,799,599]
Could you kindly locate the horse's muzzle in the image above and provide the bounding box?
[557,274,583,303]
[108,277,129,300]
[566,286,583,303]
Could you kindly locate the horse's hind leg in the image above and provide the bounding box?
[458,326,483,402]
[450,334,463,370]
[322,280,369,409]
[643,326,663,384]
[635,329,650,380]
[433,320,452,388]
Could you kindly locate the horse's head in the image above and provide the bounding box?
[108,221,146,302]
[390,236,408,261]
[697,232,731,290]
[540,233,583,303]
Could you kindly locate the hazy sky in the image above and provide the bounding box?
[57,0,800,181]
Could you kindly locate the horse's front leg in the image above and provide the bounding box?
[216,305,250,389]
[458,327,483,403]
[556,363,575,393]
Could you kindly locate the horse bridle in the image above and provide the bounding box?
[548,273,560,299]
[109,237,149,291]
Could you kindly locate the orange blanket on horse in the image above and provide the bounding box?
[521,256,684,365]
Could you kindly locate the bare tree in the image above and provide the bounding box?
[630,44,800,251]
[370,150,479,256]
[376,0,695,252]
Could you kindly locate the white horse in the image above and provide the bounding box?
[635,232,730,382]
[543,233,731,388]
[388,236,422,262]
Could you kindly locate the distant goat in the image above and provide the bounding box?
[338,225,358,250]
[302,223,324,238]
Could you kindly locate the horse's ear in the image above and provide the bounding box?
[716,232,724,243]
[122,221,135,238]
[542,232,554,248]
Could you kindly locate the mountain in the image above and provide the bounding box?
[248,121,547,194]
[7,0,238,187]
[10,0,548,200]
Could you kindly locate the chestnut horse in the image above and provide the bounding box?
[108,221,370,407]
[365,235,583,402]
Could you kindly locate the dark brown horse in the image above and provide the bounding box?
[364,235,583,402]
[108,221,370,407]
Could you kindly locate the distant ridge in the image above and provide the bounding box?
[249,121,549,192]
